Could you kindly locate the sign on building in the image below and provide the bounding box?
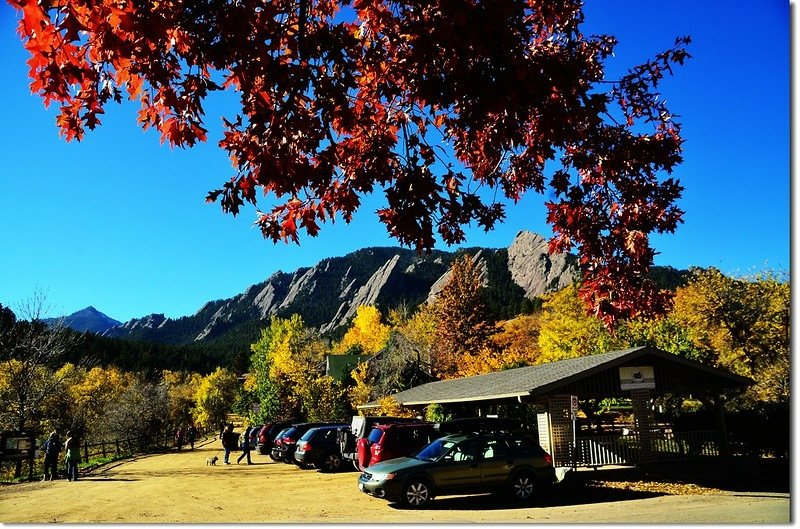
[619,366,656,390]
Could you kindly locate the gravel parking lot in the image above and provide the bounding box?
[0,439,789,524]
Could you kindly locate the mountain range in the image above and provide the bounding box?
[58,231,577,347]
[54,231,688,355]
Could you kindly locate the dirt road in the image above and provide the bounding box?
[0,439,789,523]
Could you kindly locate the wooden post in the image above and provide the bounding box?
[715,392,731,458]
[115,439,120,457]
[83,441,89,463]
[631,389,655,464]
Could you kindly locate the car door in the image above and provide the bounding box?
[431,439,485,494]
[480,439,515,489]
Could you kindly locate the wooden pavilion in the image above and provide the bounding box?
[360,346,753,467]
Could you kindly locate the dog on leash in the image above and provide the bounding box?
[206,455,218,466]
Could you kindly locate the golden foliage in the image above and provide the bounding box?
[193,367,239,429]
[455,314,543,378]
[671,268,789,403]
[300,375,347,422]
[348,361,374,410]
[538,283,611,363]
[375,396,416,418]
[336,305,391,354]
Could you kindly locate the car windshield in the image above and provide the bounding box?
[413,439,458,462]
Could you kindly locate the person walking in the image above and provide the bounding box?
[221,424,236,465]
[175,427,185,451]
[237,425,253,465]
[63,431,80,482]
[42,431,60,481]
[187,425,197,450]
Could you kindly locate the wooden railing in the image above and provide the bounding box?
[575,429,721,467]
[1,427,210,482]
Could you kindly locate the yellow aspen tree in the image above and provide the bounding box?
[538,283,612,363]
[348,361,374,411]
[193,367,239,430]
[336,305,392,355]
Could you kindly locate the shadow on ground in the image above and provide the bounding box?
[385,457,788,511]
[388,484,663,511]
[580,457,789,494]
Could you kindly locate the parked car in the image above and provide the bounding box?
[257,421,294,456]
[357,432,556,507]
[293,424,349,471]
[246,426,259,449]
[269,427,293,462]
[357,422,436,469]
[271,423,326,464]
[338,416,422,470]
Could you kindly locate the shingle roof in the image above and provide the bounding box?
[362,346,752,408]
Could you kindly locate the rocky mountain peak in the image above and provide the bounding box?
[507,231,578,298]
[47,306,121,334]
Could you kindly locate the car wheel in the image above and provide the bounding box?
[322,454,342,472]
[402,479,432,508]
[352,460,361,471]
[509,471,535,501]
[269,453,279,462]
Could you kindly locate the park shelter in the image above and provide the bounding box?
[361,346,753,467]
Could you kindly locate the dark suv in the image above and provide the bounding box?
[293,424,349,471]
[358,432,555,507]
[271,423,325,464]
[257,421,294,456]
[357,422,436,469]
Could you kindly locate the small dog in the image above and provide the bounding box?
[206,455,218,466]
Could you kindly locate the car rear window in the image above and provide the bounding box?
[283,427,299,440]
[299,428,317,442]
[367,427,384,444]
[505,437,545,456]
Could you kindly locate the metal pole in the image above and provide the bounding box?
[572,417,577,471]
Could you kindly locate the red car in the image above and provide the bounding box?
[357,422,436,469]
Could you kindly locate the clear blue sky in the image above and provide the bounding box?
[0,1,790,323]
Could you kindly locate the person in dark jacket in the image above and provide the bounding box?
[187,425,197,450]
[221,424,237,465]
[42,431,60,481]
[236,425,253,465]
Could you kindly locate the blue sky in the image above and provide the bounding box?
[0,1,790,323]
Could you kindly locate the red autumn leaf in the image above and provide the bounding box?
[9,0,690,328]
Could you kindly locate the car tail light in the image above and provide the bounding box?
[303,443,312,452]
[543,453,552,465]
